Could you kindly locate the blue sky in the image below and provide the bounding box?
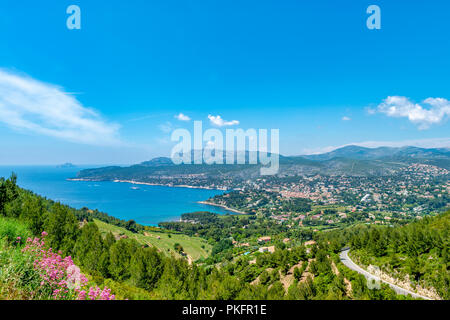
[0,0,449,164]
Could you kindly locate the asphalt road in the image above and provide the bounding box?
[339,249,432,300]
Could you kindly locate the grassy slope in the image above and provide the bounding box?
[0,218,41,300]
[94,219,211,261]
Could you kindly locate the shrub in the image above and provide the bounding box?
[0,238,46,299]
[22,232,115,300]
[0,217,31,245]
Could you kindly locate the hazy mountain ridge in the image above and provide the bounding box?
[74,145,450,182]
[302,145,450,161]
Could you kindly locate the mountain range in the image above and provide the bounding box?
[74,145,450,183]
[301,145,450,161]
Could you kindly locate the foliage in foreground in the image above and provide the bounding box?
[0,174,445,300]
[316,211,449,299]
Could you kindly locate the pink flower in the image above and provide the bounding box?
[77,290,87,300]
[23,234,115,301]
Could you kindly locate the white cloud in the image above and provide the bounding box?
[158,121,173,133]
[374,96,450,129]
[208,114,239,127]
[342,116,351,121]
[301,137,450,155]
[175,113,191,121]
[0,69,121,146]
[366,107,377,115]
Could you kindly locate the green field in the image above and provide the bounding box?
[94,219,211,261]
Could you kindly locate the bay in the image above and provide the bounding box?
[0,165,232,226]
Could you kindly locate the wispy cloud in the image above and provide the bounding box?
[175,113,191,121]
[301,137,450,155]
[158,121,173,133]
[208,114,239,127]
[373,96,450,129]
[0,69,121,146]
[342,116,351,121]
[125,112,172,123]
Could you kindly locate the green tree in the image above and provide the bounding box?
[130,247,164,290]
[173,243,184,254]
[125,219,138,233]
[293,266,303,281]
[44,202,79,255]
[0,173,18,215]
[109,239,139,281]
[74,223,107,275]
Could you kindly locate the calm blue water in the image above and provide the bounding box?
[0,166,231,226]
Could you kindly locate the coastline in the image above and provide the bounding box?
[197,201,248,215]
[67,178,229,191]
[68,177,245,217]
[66,177,243,221]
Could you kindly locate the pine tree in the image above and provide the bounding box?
[44,202,79,255]
[74,223,107,274]
[0,173,18,215]
[130,247,164,290]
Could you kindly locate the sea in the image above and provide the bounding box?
[0,165,233,226]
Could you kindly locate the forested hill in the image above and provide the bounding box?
[74,146,450,185]
[317,211,449,299]
[2,173,441,300]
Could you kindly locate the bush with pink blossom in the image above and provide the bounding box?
[22,231,115,300]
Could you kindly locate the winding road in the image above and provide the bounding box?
[339,249,432,300]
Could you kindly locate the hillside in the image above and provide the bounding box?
[1,173,431,300]
[94,219,211,261]
[302,146,450,161]
[73,146,450,190]
[317,211,450,300]
[0,217,117,300]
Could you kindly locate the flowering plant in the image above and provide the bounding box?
[22,231,115,300]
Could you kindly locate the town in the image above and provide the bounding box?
[204,163,449,228]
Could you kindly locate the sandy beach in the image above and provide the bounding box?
[197,201,247,215]
[67,178,228,191]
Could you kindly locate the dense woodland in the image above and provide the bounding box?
[316,212,449,299]
[1,174,447,300]
[160,212,286,243]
